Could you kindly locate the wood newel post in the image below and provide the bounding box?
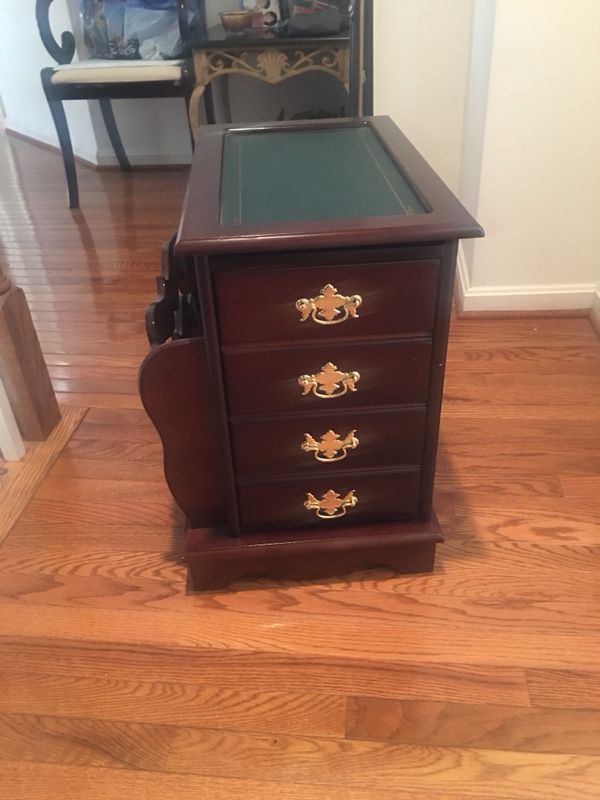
[0,261,61,441]
[0,263,11,295]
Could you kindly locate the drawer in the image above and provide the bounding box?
[223,340,432,415]
[237,470,421,531]
[214,260,439,344]
[231,407,426,479]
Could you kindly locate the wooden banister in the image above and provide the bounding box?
[0,262,61,441]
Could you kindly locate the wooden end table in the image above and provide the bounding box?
[140,116,483,590]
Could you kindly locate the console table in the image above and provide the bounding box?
[187,25,353,138]
[140,116,482,590]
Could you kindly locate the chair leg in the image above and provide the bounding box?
[99,98,130,172]
[41,70,79,209]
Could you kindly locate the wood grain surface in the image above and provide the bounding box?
[0,406,87,545]
[0,129,599,799]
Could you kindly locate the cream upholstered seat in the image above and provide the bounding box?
[50,59,185,85]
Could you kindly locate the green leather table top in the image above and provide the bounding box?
[220,125,426,226]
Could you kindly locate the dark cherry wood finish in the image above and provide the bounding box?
[176,117,483,255]
[140,116,482,590]
[186,517,443,591]
[230,406,426,479]
[138,338,226,529]
[222,339,433,415]
[237,469,422,531]
[214,257,439,344]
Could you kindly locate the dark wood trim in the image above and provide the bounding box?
[362,0,374,115]
[48,78,194,102]
[186,515,443,591]
[196,258,243,536]
[419,241,457,520]
[138,337,227,528]
[176,116,483,256]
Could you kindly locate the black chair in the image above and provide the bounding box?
[36,0,200,208]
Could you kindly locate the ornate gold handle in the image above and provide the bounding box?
[302,429,359,463]
[304,489,358,520]
[298,362,360,399]
[296,284,362,326]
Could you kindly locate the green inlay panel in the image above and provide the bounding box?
[220,125,426,226]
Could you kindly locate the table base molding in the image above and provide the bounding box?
[186,516,443,591]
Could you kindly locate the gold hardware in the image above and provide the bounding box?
[304,489,358,520]
[296,284,362,326]
[298,362,360,399]
[302,429,359,463]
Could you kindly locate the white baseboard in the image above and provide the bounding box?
[6,121,99,166]
[456,246,597,313]
[6,121,191,168]
[95,150,191,167]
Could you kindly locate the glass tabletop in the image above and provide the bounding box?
[220,125,426,227]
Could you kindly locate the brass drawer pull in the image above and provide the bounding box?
[298,362,360,399]
[304,489,358,520]
[302,429,359,463]
[296,284,362,326]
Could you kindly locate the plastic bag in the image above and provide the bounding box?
[79,1,185,60]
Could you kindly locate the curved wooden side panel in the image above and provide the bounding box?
[139,338,227,528]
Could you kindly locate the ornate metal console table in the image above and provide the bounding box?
[188,26,352,138]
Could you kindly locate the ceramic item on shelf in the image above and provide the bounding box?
[220,11,253,32]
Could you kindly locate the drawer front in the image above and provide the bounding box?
[231,407,426,479]
[215,260,439,344]
[223,340,432,415]
[237,470,421,531]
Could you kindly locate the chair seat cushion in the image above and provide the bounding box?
[51,59,184,85]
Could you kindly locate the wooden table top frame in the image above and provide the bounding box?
[141,115,483,590]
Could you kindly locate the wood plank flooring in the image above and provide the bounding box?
[0,130,599,799]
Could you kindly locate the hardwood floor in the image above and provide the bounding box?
[1,130,599,799]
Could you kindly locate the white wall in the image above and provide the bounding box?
[374,0,475,194]
[459,0,600,311]
[0,0,98,162]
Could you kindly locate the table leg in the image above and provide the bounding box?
[218,75,232,124]
[188,81,207,141]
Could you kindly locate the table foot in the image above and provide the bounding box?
[185,515,444,591]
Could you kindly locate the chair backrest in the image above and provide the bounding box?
[36,1,200,65]
[35,0,76,65]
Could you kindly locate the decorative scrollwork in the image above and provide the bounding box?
[304,489,358,520]
[296,284,362,325]
[302,429,359,463]
[298,362,360,400]
[190,45,349,137]
[195,46,349,86]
